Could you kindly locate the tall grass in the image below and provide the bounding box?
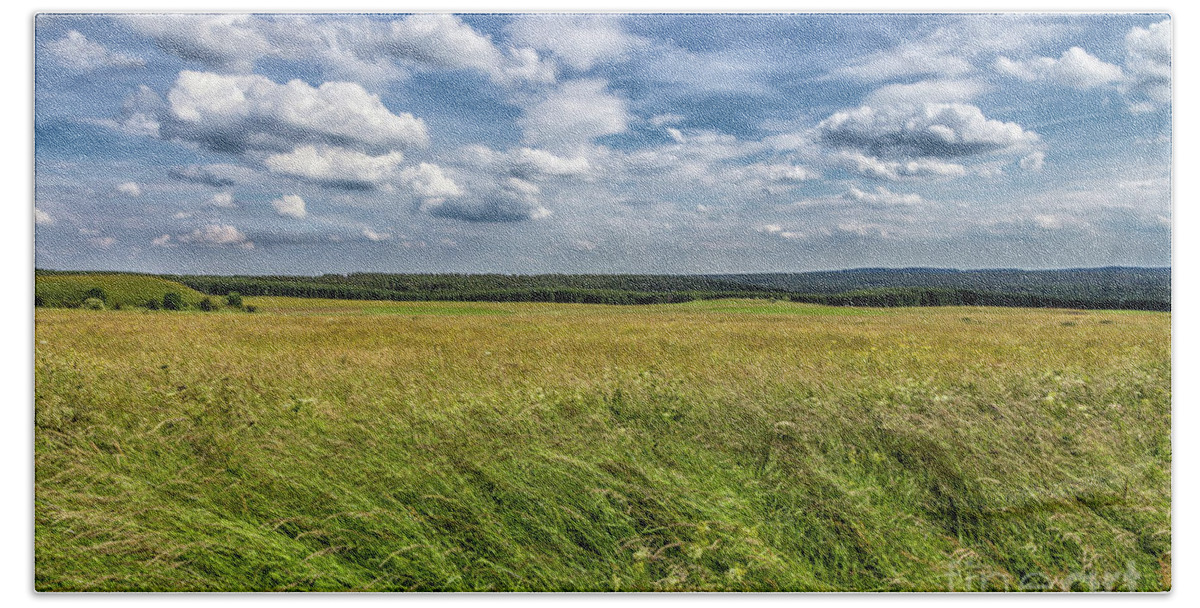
[34,300,1170,591]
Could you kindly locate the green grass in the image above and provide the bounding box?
[34,300,1170,591]
[35,273,208,309]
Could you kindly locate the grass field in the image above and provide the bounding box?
[34,297,1171,591]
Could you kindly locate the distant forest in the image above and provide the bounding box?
[35,267,1171,311]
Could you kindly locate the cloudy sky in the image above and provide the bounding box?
[34,13,1171,274]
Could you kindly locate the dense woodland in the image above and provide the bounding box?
[35,267,1171,311]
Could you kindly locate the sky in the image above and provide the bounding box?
[32,12,1172,275]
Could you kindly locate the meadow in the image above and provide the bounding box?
[34,297,1171,591]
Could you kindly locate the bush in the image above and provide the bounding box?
[162,292,184,311]
[198,297,215,312]
[244,305,258,313]
[81,297,105,310]
[225,291,243,308]
[35,294,44,307]
[85,287,108,304]
[145,298,161,310]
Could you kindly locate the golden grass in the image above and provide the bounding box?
[34,299,1170,591]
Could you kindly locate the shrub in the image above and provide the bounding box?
[145,298,161,310]
[85,287,108,304]
[225,291,243,308]
[162,292,184,311]
[35,294,44,307]
[244,305,258,313]
[81,297,105,310]
[198,297,215,312]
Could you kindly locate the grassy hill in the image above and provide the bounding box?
[35,272,207,309]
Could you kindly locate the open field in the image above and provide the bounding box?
[34,298,1170,591]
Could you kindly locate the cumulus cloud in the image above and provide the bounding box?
[758,223,803,239]
[507,14,648,70]
[271,195,308,219]
[47,30,145,71]
[400,163,463,198]
[373,14,555,85]
[116,181,142,196]
[265,145,406,190]
[151,234,173,247]
[169,163,259,187]
[421,176,549,223]
[518,79,630,148]
[994,47,1123,89]
[135,71,428,155]
[122,14,273,72]
[460,145,592,180]
[1121,19,1171,111]
[209,192,236,208]
[817,103,1040,159]
[833,16,1067,83]
[834,151,967,180]
[179,224,254,248]
[1020,151,1046,171]
[35,208,54,225]
[843,185,923,206]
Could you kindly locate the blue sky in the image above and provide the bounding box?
[33,12,1171,274]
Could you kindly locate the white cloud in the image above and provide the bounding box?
[47,30,145,71]
[864,79,989,106]
[362,227,391,241]
[419,175,549,223]
[460,145,592,179]
[758,224,803,239]
[994,47,1123,89]
[817,103,1040,159]
[88,236,116,249]
[833,16,1067,83]
[400,163,463,198]
[271,195,307,219]
[843,185,924,206]
[518,79,630,148]
[834,151,967,180]
[35,208,53,225]
[378,14,555,85]
[154,71,428,154]
[507,15,648,70]
[838,42,973,82]
[265,145,406,189]
[122,14,273,72]
[509,148,592,178]
[179,224,254,248]
[1121,19,1171,110]
[1020,151,1046,171]
[209,192,236,208]
[116,181,142,196]
[151,234,173,247]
